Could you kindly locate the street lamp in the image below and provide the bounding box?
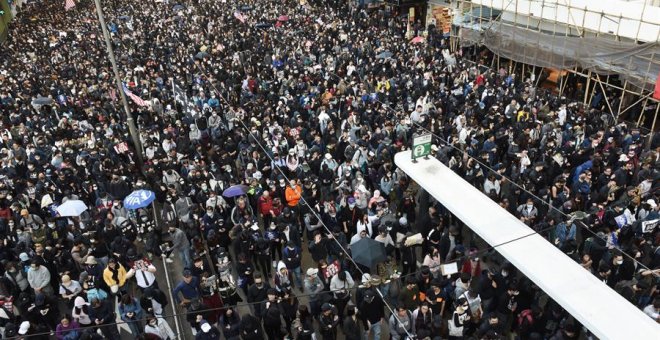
[92,0,143,164]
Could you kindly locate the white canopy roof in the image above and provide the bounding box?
[395,150,660,339]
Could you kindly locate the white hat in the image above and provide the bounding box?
[18,321,30,335]
[324,153,332,160]
[306,268,319,276]
[200,322,212,333]
[647,199,657,208]
[253,171,262,180]
[361,273,372,284]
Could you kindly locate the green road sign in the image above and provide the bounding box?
[412,133,432,160]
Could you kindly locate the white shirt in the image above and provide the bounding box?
[128,259,157,288]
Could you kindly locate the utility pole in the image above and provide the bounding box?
[93,0,143,164]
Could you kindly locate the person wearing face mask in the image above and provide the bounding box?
[166,225,192,269]
[247,273,271,321]
[516,198,538,226]
[144,314,176,340]
[609,252,634,285]
[27,258,53,297]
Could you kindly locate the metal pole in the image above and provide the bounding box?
[93,0,143,164]
[583,70,592,106]
[161,250,183,338]
[648,103,659,150]
[595,73,616,122]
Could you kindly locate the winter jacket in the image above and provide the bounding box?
[261,300,283,327]
[343,315,362,340]
[102,264,127,288]
[273,261,292,291]
[282,246,302,269]
[389,310,412,340]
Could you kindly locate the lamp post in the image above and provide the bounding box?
[93,0,143,164]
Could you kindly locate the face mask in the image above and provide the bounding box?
[615,260,623,265]
[526,204,533,209]
[501,271,508,277]
[149,321,157,326]
[48,223,56,229]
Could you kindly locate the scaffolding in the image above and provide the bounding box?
[427,0,660,137]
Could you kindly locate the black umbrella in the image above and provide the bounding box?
[351,237,387,268]
[255,23,273,29]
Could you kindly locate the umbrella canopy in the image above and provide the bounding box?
[56,199,88,217]
[222,184,249,198]
[31,97,54,106]
[410,36,425,44]
[123,190,156,210]
[194,51,210,59]
[240,5,252,11]
[172,4,185,12]
[351,237,387,268]
[255,23,273,29]
[376,51,393,59]
[277,15,289,21]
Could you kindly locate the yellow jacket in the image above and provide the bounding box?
[103,264,127,287]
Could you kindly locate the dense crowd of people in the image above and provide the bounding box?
[0,0,658,339]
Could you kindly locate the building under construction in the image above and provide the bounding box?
[419,0,660,134]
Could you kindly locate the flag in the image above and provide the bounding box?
[234,11,247,23]
[122,84,149,107]
[172,79,196,114]
[65,0,76,11]
[108,88,117,102]
[171,79,188,105]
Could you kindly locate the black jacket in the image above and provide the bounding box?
[261,300,283,327]
[343,315,362,340]
[247,283,270,316]
[359,297,385,325]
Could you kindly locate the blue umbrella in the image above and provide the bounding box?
[376,51,393,59]
[222,185,249,198]
[172,4,185,12]
[123,190,156,210]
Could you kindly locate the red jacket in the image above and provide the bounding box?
[258,196,274,216]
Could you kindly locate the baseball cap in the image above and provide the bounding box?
[306,268,319,276]
[182,269,193,278]
[200,322,212,333]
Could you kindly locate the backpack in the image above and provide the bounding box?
[87,288,108,302]
[517,309,534,327]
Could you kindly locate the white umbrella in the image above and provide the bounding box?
[56,200,88,217]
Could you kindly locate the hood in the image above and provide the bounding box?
[277,260,287,274]
[74,296,88,307]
